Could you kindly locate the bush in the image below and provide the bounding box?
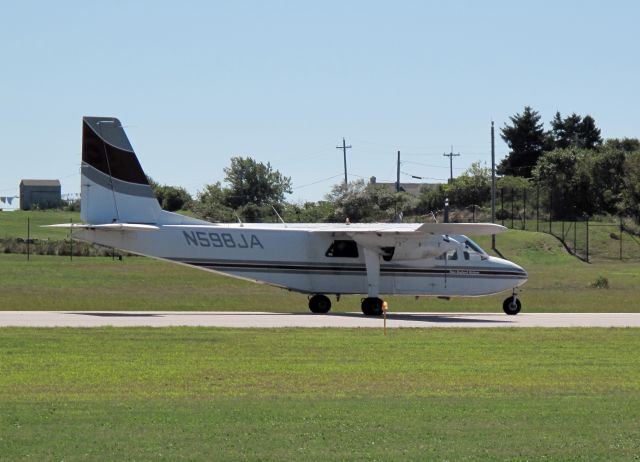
[590,276,609,289]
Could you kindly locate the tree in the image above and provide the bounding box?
[499,106,546,177]
[282,201,333,223]
[325,180,413,223]
[223,157,292,210]
[621,152,640,221]
[605,138,640,153]
[549,112,602,150]
[446,162,492,207]
[157,186,192,211]
[147,176,192,211]
[192,182,234,222]
[578,115,602,149]
[532,148,583,217]
[532,147,626,218]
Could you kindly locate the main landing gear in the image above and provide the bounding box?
[361,297,384,316]
[502,292,522,315]
[308,294,332,314]
[307,294,386,316]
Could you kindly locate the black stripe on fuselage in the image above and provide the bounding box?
[172,259,527,278]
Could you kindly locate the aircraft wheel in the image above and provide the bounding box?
[361,297,384,316]
[309,294,331,314]
[503,296,521,315]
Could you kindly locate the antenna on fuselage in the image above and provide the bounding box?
[272,205,286,227]
[234,212,244,227]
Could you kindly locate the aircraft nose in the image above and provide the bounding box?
[510,261,528,283]
[489,256,528,283]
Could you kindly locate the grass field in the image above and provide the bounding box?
[2,211,639,460]
[1,228,638,312]
[1,327,639,460]
[0,210,81,240]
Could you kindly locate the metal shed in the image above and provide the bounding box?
[19,179,62,210]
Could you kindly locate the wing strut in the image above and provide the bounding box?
[362,247,381,297]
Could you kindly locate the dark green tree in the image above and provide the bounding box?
[147,176,192,211]
[621,152,640,221]
[578,115,602,149]
[499,106,546,177]
[549,112,602,149]
[533,147,625,218]
[157,186,192,211]
[532,148,584,217]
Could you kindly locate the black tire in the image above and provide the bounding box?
[503,296,522,315]
[361,297,384,316]
[309,294,331,314]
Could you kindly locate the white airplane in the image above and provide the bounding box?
[51,117,527,316]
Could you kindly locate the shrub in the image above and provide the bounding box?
[590,276,609,289]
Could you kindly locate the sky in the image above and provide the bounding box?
[1,1,639,208]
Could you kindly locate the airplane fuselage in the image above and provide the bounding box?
[74,223,527,298]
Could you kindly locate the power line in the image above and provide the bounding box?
[400,171,447,182]
[402,160,464,171]
[293,174,344,190]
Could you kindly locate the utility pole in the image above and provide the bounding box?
[491,121,496,250]
[336,138,352,186]
[443,146,460,183]
[396,150,401,192]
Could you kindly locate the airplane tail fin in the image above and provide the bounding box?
[81,117,161,224]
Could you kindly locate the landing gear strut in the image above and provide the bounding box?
[502,292,521,315]
[361,297,384,316]
[309,294,331,314]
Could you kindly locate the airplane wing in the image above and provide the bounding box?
[307,222,506,254]
[307,222,506,236]
[413,222,507,236]
[44,223,159,232]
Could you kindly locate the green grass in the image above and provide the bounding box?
[0,210,80,240]
[504,216,640,261]
[1,328,639,460]
[1,229,639,312]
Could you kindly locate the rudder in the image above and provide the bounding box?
[81,117,161,224]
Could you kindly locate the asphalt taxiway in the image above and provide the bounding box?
[1,311,640,328]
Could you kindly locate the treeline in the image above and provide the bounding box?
[147,107,640,225]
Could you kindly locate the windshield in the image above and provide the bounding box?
[459,235,487,255]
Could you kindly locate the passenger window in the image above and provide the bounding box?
[325,240,359,258]
[436,249,458,261]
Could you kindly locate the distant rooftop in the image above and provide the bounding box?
[369,176,437,196]
[20,179,61,187]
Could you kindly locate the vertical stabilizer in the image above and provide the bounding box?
[81,117,161,224]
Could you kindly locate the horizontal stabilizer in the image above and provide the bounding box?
[44,223,159,232]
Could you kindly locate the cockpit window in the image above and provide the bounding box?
[461,236,487,255]
[325,240,359,258]
[436,236,486,261]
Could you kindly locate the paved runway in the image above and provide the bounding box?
[1,311,640,328]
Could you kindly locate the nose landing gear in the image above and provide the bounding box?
[503,291,522,315]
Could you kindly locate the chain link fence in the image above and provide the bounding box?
[475,187,640,262]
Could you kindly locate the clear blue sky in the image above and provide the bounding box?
[1,1,638,207]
